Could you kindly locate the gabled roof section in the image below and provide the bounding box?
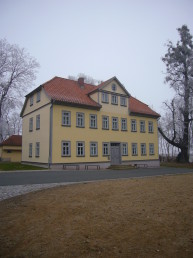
[0,135,22,146]
[42,77,101,109]
[129,97,160,118]
[88,76,131,96]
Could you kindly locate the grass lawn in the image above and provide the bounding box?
[161,162,193,169]
[0,174,193,257]
[0,162,47,171]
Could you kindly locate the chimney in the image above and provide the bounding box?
[78,77,84,89]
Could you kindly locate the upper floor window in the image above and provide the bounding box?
[76,141,85,157]
[30,96,33,106]
[36,91,41,102]
[132,143,138,156]
[112,83,117,91]
[90,114,97,129]
[76,112,85,128]
[122,143,128,156]
[29,117,33,132]
[90,142,98,156]
[111,94,118,105]
[131,119,137,132]
[62,111,71,126]
[120,97,127,106]
[102,116,109,130]
[102,142,109,156]
[102,92,109,103]
[35,142,40,157]
[121,118,127,131]
[141,143,146,156]
[140,120,145,133]
[148,121,154,133]
[36,114,40,130]
[112,117,118,130]
[61,141,71,157]
[149,143,155,155]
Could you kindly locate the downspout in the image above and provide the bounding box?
[48,101,53,168]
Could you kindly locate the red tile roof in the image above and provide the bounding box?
[0,135,22,146]
[43,77,101,109]
[129,97,160,118]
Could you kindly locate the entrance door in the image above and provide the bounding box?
[110,143,121,165]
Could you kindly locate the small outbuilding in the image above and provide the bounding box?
[0,135,22,162]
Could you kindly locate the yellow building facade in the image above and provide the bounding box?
[21,76,160,168]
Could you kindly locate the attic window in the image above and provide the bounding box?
[30,96,33,106]
[112,83,117,91]
[36,91,41,102]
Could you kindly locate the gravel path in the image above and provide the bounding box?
[0,183,73,202]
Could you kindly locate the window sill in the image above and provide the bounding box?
[62,124,71,127]
[90,127,98,129]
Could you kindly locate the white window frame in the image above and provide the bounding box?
[29,117,33,132]
[112,83,117,91]
[121,118,127,131]
[140,120,145,133]
[141,143,146,156]
[90,114,97,129]
[61,141,71,157]
[29,143,32,157]
[76,141,85,157]
[122,143,128,156]
[36,114,40,130]
[120,97,127,106]
[148,121,154,133]
[90,142,98,156]
[102,142,109,156]
[30,95,33,106]
[102,116,109,130]
[102,92,109,103]
[149,143,155,155]
[35,142,40,157]
[111,94,118,105]
[132,143,138,156]
[62,111,71,126]
[36,91,41,102]
[112,117,119,130]
[131,119,137,132]
[76,113,85,128]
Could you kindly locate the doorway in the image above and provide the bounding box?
[110,142,121,165]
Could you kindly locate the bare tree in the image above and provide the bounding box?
[0,39,39,141]
[158,25,193,162]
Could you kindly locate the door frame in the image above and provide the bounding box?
[110,142,122,165]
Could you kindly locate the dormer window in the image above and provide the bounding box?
[112,83,117,91]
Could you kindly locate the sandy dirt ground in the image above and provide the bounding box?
[0,174,193,258]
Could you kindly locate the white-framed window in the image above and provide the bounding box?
[141,143,146,156]
[30,95,33,106]
[36,114,40,130]
[29,143,32,157]
[90,142,98,156]
[148,121,154,133]
[61,141,71,157]
[140,120,145,133]
[121,118,127,131]
[111,94,118,105]
[35,142,40,157]
[76,113,85,128]
[120,97,127,106]
[102,92,109,103]
[149,143,155,155]
[102,142,109,156]
[131,119,137,132]
[90,114,97,129]
[29,117,33,132]
[122,143,128,156]
[62,111,71,126]
[36,91,41,102]
[102,116,109,130]
[112,117,118,130]
[132,143,138,156]
[77,141,85,156]
[112,83,117,91]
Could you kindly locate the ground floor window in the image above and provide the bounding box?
[149,143,155,155]
[29,143,32,157]
[141,143,146,156]
[122,143,128,156]
[77,141,85,156]
[103,142,109,156]
[132,143,138,156]
[35,142,40,157]
[61,141,71,156]
[90,142,98,156]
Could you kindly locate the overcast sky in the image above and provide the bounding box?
[0,0,193,114]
